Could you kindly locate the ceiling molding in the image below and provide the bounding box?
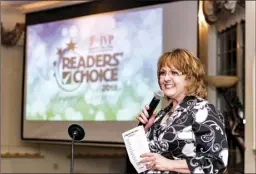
[1,1,35,7]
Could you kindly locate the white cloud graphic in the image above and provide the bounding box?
[65,107,83,121]
[95,111,105,121]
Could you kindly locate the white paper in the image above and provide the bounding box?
[122,126,150,173]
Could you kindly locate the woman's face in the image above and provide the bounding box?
[158,66,188,101]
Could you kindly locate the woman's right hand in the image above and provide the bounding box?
[136,104,157,131]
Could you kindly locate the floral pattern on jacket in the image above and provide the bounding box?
[145,96,228,174]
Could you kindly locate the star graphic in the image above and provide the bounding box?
[57,48,63,55]
[67,40,76,51]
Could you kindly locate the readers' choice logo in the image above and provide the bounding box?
[53,37,123,92]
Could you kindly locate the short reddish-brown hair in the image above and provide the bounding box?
[157,48,207,98]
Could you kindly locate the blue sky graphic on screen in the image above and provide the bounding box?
[25,7,162,121]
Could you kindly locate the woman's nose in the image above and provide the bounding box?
[164,73,171,81]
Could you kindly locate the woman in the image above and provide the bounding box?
[137,49,228,174]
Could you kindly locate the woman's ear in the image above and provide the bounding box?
[185,75,192,85]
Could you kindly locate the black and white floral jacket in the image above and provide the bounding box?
[145,96,228,174]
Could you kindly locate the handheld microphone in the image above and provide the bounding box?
[138,90,164,126]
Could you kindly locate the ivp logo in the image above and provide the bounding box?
[89,34,114,51]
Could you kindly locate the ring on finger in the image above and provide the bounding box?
[146,162,151,168]
[149,162,154,169]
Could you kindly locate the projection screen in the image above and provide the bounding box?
[22,1,198,145]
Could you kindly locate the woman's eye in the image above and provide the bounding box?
[159,71,166,76]
[171,71,179,76]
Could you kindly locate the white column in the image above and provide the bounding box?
[245,1,256,173]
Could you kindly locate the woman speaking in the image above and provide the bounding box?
[137,48,228,174]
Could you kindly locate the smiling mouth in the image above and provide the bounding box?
[164,84,175,88]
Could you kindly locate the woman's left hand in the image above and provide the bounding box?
[140,152,173,171]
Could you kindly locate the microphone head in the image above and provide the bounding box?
[68,124,85,141]
[154,90,164,100]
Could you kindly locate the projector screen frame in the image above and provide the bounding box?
[21,0,199,146]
